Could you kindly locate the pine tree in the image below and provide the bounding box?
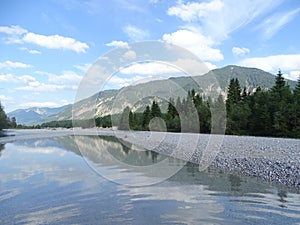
[294,75,300,103]
[151,100,161,118]
[0,102,8,131]
[142,106,151,130]
[273,69,285,91]
[129,111,134,129]
[270,70,293,135]
[226,78,242,114]
[167,98,177,119]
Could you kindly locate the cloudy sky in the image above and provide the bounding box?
[0,0,300,112]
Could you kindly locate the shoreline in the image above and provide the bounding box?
[1,128,299,189]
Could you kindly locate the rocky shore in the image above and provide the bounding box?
[117,131,300,188]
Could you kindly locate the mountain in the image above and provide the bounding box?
[50,65,297,122]
[8,105,70,125]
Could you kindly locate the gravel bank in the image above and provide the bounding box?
[116,131,300,188]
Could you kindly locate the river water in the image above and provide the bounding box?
[0,135,299,224]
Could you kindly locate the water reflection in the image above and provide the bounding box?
[0,143,4,158]
[0,136,299,224]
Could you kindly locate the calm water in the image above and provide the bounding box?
[0,135,300,225]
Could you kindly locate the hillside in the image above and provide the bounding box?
[50,65,296,122]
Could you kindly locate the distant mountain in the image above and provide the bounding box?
[8,105,70,125]
[50,65,297,122]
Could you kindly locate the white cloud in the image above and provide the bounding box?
[0,25,27,35]
[240,54,300,71]
[120,62,180,76]
[0,60,32,69]
[74,63,92,73]
[19,100,68,108]
[122,50,136,61]
[29,49,41,54]
[105,40,129,49]
[167,0,284,41]
[107,75,147,88]
[0,95,14,104]
[167,0,223,22]
[0,74,36,83]
[257,8,300,40]
[232,47,250,57]
[23,32,89,53]
[123,25,149,41]
[284,71,300,81]
[36,71,82,84]
[240,54,300,80]
[203,61,218,71]
[0,25,88,53]
[16,82,77,92]
[20,47,41,54]
[162,29,223,61]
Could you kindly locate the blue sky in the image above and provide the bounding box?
[0,0,300,112]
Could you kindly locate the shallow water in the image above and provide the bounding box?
[0,135,299,225]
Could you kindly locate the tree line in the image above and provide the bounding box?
[225,71,300,137]
[119,71,300,138]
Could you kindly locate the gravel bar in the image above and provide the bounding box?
[116,131,300,188]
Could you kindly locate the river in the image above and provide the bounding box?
[0,134,299,224]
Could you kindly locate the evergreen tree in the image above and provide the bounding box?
[270,70,293,135]
[248,91,272,136]
[142,106,151,130]
[151,100,162,118]
[210,94,226,134]
[294,75,300,103]
[226,78,242,134]
[181,91,199,133]
[129,110,134,129]
[290,75,300,137]
[0,102,8,130]
[10,117,17,128]
[167,98,177,119]
[166,98,180,132]
[226,78,242,114]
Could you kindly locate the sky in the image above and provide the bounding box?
[0,0,300,112]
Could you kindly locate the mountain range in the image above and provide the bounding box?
[8,105,70,125]
[10,65,297,125]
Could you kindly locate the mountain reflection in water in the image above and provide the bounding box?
[0,135,299,225]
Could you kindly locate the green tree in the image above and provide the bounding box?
[226,78,242,111]
[181,91,199,133]
[270,70,293,136]
[226,78,242,134]
[293,75,300,103]
[10,117,17,128]
[248,90,272,136]
[129,110,135,129]
[151,100,162,118]
[0,102,8,130]
[166,98,180,132]
[142,106,151,130]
